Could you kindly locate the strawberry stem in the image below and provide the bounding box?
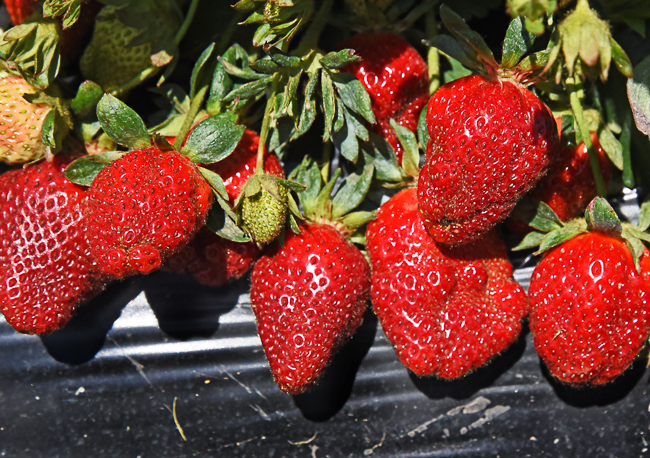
[174,0,201,46]
[294,0,333,56]
[257,72,281,174]
[568,78,607,197]
[173,85,209,151]
[426,9,440,94]
[109,66,161,98]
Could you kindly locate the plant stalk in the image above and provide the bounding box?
[568,78,607,197]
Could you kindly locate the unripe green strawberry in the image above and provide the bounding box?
[79,6,153,92]
[241,175,288,246]
[0,76,51,163]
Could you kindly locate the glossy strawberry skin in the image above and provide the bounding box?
[341,31,429,163]
[532,132,611,222]
[250,223,370,394]
[418,74,559,245]
[528,232,650,385]
[86,147,212,279]
[0,156,104,334]
[163,129,283,286]
[366,188,527,378]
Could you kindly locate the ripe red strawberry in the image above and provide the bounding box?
[341,31,429,163]
[418,74,559,245]
[366,188,527,378]
[0,156,105,334]
[250,223,370,394]
[0,75,53,163]
[4,0,39,25]
[163,129,283,286]
[86,147,212,279]
[531,132,611,222]
[528,232,650,385]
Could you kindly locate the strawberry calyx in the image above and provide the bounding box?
[545,0,633,83]
[0,10,63,89]
[289,156,375,243]
[514,196,650,270]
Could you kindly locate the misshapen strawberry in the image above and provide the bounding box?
[341,31,429,163]
[526,198,650,385]
[86,147,212,279]
[250,222,370,393]
[0,156,104,334]
[418,74,558,245]
[367,188,527,378]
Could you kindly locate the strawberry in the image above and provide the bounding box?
[418,74,558,245]
[529,231,650,385]
[79,5,154,92]
[250,222,370,394]
[0,76,52,163]
[86,147,212,279]
[163,129,283,287]
[531,131,611,222]
[366,188,527,378]
[341,31,429,163]
[523,197,650,385]
[4,0,39,25]
[0,155,105,334]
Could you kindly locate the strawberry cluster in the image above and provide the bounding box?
[1,0,650,398]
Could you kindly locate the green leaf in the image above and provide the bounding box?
[70,80,103,118]
[331,72,375,124]
[340,210,376,231]
[597,126,623,170]
[63,151,125,186]
[625,235,644,271]
[190,43,218,100]
[291,156,322,215]
[292,95,317,140]
[312,169,341,222]
[585,197,622,236]
[181,113,245,164]
[390,119,419,177]
[96,94,151,149]
[268,49,302,68]
[41,110,57,148]
[627,54,650,139]
[638,201,650,232]
[360,133,405,182]
[198,166,229,201]
[321,70,337,141]
[43,0,82,28]
[512,230,545,251]
[425,35,477,72]
[331,165,374,219]
[333,112,359,162]
[610,37,633,78]
[537,226,584,254]
[417,102,430,150]
[205,205,251,243]
[320,49,361,70]
[502,17,535,68]
[438,4,499,70]
[528,201,563,231]
[221,76,272,103]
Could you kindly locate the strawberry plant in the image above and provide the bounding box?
[2,0,650,424]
